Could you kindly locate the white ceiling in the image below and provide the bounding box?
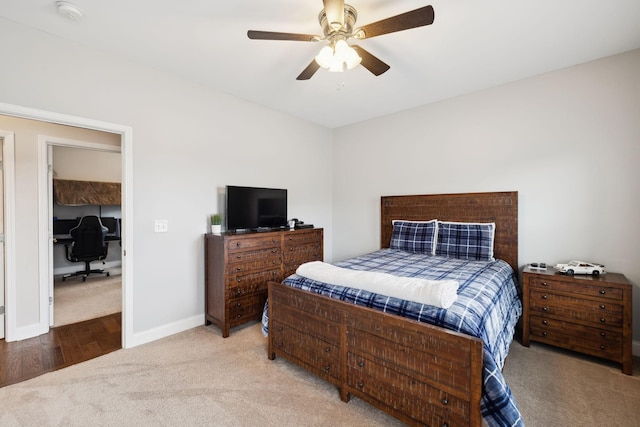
[2,0,640,128]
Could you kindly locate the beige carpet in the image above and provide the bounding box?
[53,268,122,327]
[1,322,638,427]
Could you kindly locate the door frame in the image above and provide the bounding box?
[0,130,16,340]
[0,101,134,348]
[41,137,121,327]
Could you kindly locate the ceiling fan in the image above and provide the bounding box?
[247,0,435,80]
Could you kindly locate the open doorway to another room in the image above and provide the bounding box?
[49,144,122,328]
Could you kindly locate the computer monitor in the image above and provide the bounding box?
[52,218,78,235]
[100,217,119,236]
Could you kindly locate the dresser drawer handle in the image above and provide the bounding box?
[441,398,449,405]
[324,365,330,373]
[358,361,365,368]
[542,307,549,312]
[542,320,548,325]
[600,332,606,337]
[542,332,548,337]
[358,382,364,388]
[236,242,241,247]
[600,318,606,323]
[236,289,242,294]
[324,347,331,353]
[599,290,606,295]
[600,345,605,350]
[236,314,242,318]
[542,294,548,300]
[600,304,605,309]
[541,282,548,287]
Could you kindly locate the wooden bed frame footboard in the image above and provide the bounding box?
[267,191,517,426]
[268,281,484,426]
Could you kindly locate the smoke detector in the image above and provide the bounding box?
[56,2,83,22]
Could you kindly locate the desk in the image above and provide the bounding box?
[53,234,120,244]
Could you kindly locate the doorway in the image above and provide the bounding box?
[45,141,122,328]
[0,102,133,348]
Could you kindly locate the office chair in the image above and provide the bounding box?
[63,216,110,282]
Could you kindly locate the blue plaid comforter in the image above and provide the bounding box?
[262,248,524,427]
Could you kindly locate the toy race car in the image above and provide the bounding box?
[555,260,605,276]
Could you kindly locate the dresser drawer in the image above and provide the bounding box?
[227,269,281,297]
[283,229,322,245]
[227,247,282,274]
[529,277,623,301]
[283,242,322,266]
[228,293,268,327]
[226,235,281,253]
[529,315,622,359]
[529,290,623,326]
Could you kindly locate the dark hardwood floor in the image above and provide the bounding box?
[0,312,121,388]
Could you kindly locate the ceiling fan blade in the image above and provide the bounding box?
[351,45,390,76]
[247,30,319,42]
[355,5,435,39]
[323,0,345,30]
[296,60,321,80]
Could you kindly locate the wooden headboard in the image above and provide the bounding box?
[381,191,518,272]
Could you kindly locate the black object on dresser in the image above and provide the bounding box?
[204,228,323,337]
[522,266,633,375]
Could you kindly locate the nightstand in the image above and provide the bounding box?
[522,266,633,375]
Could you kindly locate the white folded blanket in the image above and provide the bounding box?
[296,261,459,309]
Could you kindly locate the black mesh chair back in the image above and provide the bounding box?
[63,216,110,281]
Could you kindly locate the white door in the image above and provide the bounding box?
[47,145,54,326]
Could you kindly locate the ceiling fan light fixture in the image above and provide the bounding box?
[315,40,361,72]
[315,45,334,69]
[335,40,361,70]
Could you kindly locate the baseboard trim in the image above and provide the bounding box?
[124,314,204,349]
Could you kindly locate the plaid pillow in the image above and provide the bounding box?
[390,220,437,255]
[435,221,495,261]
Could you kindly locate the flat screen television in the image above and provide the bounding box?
[226,185,287,232]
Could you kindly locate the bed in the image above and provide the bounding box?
[263,192,523,426]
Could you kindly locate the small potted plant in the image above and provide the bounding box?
[210,213,222,234]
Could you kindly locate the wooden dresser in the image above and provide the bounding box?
[522,266,633,374]
[205,228,323,337]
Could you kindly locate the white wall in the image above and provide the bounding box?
[0,19,333,342]
[332,49,640,343]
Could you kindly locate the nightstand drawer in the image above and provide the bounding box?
[529,315,622,359]
[529,290,623,326]
[530,277,623,301]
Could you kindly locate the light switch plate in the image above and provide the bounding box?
[154,219,168,233]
